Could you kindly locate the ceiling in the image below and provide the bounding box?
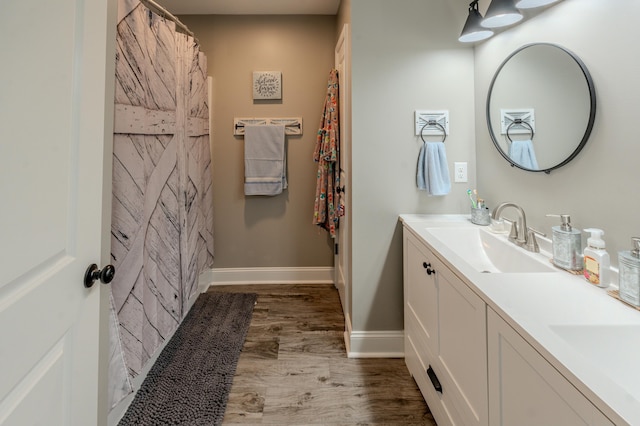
[154,0,342,15]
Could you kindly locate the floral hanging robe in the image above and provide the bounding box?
[313,69,341,237]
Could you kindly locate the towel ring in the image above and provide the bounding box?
[420,120,447,143]
[506,119,534,142]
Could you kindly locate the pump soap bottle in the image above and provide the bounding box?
[583,228,610,288]
[618,237,640,307]
[546,214,582,271]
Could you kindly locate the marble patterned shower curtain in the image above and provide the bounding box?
[109,0,213,408]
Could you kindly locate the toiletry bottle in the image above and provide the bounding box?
[546,214,582,271]
[618,237,640,307]
[583,228,610,288]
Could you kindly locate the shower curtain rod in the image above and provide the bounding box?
[139,0,195,38]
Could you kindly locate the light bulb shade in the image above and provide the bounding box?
[515,0,560,8]
[481,0,523,28]
[459,8,494,43]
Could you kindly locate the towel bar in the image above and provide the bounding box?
[234,117,303,136]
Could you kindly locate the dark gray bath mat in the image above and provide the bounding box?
[118,291,257,426]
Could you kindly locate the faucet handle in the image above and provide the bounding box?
[525,227,546,253]
[503,219,519,243]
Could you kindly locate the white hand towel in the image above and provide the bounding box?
[244,125,286,196]
[417,142,451,196]
[508,139,539,169]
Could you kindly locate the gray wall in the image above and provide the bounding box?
[475,0,640,268]
[179,14,337,268]
[350,0,475,332]
[182,0,637,340]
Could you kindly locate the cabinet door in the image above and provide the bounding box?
[403,231,488,426]
[435,255,488,426]
[487,308,614,426]
[405,233,439,357]
[404,231,459,426]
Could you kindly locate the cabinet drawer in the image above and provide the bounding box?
[406,332,461,426]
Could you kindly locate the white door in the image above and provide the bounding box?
[0,1,115,424]
[334,24,351,327]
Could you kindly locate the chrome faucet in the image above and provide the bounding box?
[491,202,546,252]
[491,202,528,246]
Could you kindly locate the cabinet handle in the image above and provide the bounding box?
[427,365,442,393]
[422,262,436,275]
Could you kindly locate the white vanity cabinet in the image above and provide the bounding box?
[401,216,633,425]
[404,230,488,426]
[487,308,614,426]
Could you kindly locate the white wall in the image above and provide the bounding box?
[475,0,640,268]
[350,0,475,336]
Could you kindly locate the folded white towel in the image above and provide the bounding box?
[244,125,286,196]
[508,139,539,169]
[417,141,451,196]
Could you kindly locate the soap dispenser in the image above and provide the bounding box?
[618,237,640,307]
[583,228,610,288]
[546,214,582,271]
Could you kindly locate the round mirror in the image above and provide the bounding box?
[486,43,596,174]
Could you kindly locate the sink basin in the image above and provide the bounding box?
[424,227,555,274]
[550,324,640,400]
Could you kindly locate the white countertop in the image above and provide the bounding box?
[400,214,640,425]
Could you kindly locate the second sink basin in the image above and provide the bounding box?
[550,324,640,402]
[424,226,555,274]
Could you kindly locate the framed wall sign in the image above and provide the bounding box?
[253,71,282,100]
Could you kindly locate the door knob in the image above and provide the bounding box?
[84,263,115,288]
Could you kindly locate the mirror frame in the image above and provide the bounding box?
[486,43,597,174]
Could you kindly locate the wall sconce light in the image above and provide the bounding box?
[515,0,561,8]
[459,0,494,43]
[481,0,523,28]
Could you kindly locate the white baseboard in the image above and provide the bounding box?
[345,326,405,358]
[202,267,335,287]
[343,312,353,355]
[335,275,346,314]
[199,268,215,291]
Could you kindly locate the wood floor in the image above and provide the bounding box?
[211,284,436,425]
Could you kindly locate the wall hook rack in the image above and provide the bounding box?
[415,110,449,136]
[500,109,535,135]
